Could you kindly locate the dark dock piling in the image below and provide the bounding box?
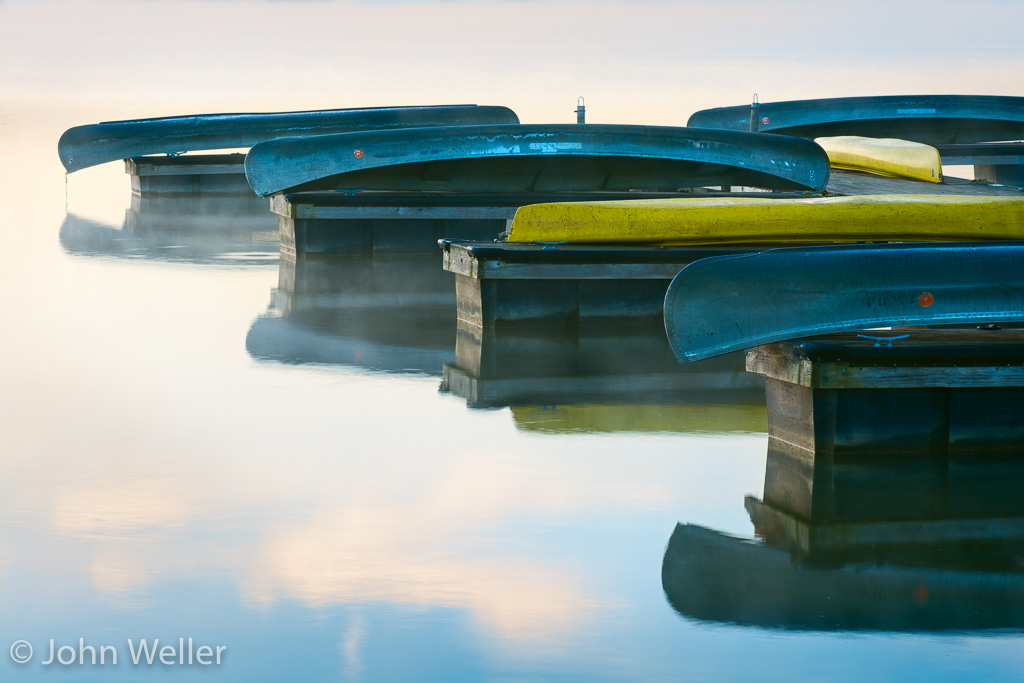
[126,154,255,196]
[441,241,756,329]
[272,191,691,259]
[745,328,1024,554]
[272,192,518,259]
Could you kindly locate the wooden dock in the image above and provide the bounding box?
[937,142,1024,187]
[826,169,1022,195]
[746,328,1024,536]
[441,240,759,328]
[274,191,510,259]
[442,174,1021,328]
[273,190,688,259]
[126,153,255,196]
[664,320,1024,631]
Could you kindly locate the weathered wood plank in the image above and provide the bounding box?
[476,262,688,280]
[826,169,1023,195]
[441,241,761,280]
[935,142,1024,166]
[125,154,246,177]
[813,365,1024,389]
[748,329,1024,389]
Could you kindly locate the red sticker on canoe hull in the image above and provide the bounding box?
[918,292,934,307]
[353,149,363,159]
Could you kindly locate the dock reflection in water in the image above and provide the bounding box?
[443,322,766,434]
[663,433,1024,631]
[58,193,279,266]
[246,249,457,375]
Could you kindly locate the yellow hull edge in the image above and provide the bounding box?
[506,194,1024,245]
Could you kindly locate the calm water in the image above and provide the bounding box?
[2,1,1024,681]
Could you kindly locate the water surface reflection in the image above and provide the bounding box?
[247,251,455,374]
[444,323,766,434]
[6,0,1024,675]
[665,435,1024,632]
[59,194,278,265]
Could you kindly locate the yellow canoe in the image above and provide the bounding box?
[815,135,942,183]
[506,194,1024,245]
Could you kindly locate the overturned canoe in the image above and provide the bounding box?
[507,194,1024,245]
[58,104,519,173]
[688,94,1024,145]
[663,241,1024,362]
[816,136,942,183]
[243,124,831,196]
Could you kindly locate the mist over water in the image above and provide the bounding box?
[2,1,1023,681]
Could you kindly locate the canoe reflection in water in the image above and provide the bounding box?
[662,521,1024,632]
[663,434,1024,631]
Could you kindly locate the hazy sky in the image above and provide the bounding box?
[2,0,1022,126]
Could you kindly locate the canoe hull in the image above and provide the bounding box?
[688,95,1024,145]
[663,241,1024,362]
[816,135,942,183]
[243,124,831,197]
[58,105,519,172]
[507,194,1024,245]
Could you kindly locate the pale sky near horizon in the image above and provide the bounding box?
[2,0,1021,126]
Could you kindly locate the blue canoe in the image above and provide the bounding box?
[58,104,519,173]
[687,95,1024,145]
[663,241,1024,362]
[243,124,831,196]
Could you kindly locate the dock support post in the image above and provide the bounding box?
[125,154,254,196]
[747,331,1024,527]
[975,163,1024,187]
